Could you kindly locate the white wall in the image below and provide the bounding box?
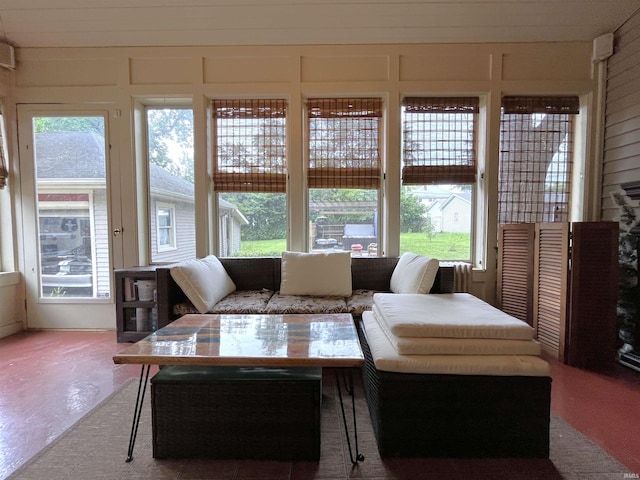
[0,273,24,337]
[2,41,601,318]
[1,67,26,337]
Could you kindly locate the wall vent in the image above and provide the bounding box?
[0,43,15,70]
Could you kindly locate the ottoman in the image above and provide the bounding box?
[151,365,322,460]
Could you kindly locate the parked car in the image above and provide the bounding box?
[41,248,93,295]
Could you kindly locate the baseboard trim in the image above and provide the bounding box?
[0,321,25,340]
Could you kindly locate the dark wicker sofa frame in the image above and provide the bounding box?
[357,320,552,458]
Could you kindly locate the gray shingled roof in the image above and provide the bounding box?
[149,163,193,197]
[35,131,195,197]
[35,131,106,179]
[441,191,472,208]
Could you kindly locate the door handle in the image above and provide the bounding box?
[113,228,122,236]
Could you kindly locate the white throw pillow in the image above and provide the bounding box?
[170,255,236,313]
[280,251,352,297]
[390,252,439,294]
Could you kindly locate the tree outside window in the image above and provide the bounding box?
[498,96,579,226]
[146,107,195,263]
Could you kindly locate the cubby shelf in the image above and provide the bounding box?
[115,266,166,343]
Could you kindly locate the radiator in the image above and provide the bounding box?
[444,262,472,293]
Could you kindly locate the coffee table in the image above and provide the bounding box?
[113,313,365,462]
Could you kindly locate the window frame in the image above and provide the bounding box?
[0,109,8,191]
[211,98,289,257]
[399,96,480,263]
[143,104,196,264]
[155,202,176,252]
[497,95,580,226]
[305,97,384,254]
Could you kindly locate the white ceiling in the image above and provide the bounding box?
[0,0,638,48]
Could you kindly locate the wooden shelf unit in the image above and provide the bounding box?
[115,266,165,342]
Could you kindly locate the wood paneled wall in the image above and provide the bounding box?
[601,9,640,220]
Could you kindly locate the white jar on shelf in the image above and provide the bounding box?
[135,308,148,331]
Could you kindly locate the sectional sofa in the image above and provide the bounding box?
[152,252,551,459]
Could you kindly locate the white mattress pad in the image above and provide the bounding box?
[367,310,542,356]
[373,293,535,340]
[362,313,550,376]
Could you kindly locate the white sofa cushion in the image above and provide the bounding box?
[390,252,439,294]
[280,251,352,297]
[362,312,550,376]
[170,255,236,314]
[373,293,536,339]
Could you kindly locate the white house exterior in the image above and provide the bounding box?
[440,192,472,233]
[408,186,471,233]
[218,198,248,256]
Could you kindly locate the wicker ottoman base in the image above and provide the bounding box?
[151,365,322,460]
[357,322,551,458]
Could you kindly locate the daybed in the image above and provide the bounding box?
[154,253,454,325]
[358,292,552,458]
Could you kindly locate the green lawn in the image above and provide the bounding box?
[234,232,470,260]
[233,238,287,257]
[400,232,471,260]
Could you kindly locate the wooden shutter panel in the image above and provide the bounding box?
[534,223,570,361]
[497,224,535,326]
[499,221,619,369]
[565,222,619,369]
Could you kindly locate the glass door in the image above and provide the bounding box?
[18,107,121,329]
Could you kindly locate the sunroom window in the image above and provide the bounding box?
[146,107,195,263]
[400,97,479,262]
[307,98,382,256]
[212,99,288,257]
[498,96,579,226]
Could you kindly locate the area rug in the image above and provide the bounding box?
[7,372,633,480]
